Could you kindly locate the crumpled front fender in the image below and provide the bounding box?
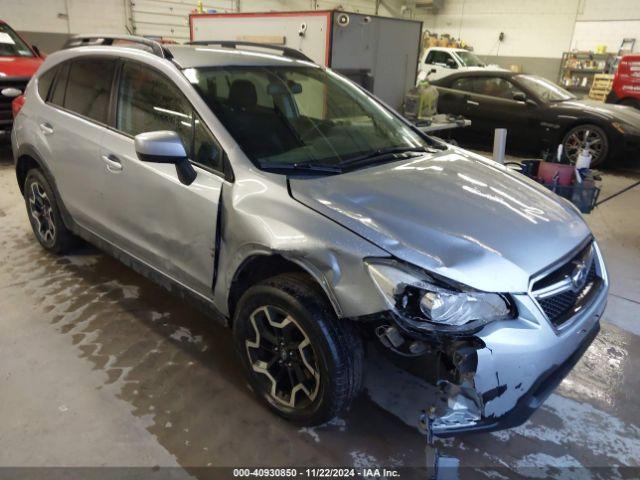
[373,283,607,437]
[430,288,607,436]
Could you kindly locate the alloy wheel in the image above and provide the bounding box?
[28,181,56,245]
[245,305,320,409]
[563,126,605,164]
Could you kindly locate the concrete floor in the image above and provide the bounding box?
[1,144,639,479]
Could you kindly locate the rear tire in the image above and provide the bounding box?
[562,124,609,167]
[233,273,364,426]
[24,169,78,254]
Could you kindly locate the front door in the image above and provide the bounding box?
[461,76,541,151]
[423,50,458,81]
[98,60,227,298]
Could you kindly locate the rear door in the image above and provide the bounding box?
[37,57,116,234]
[98,60,226,297]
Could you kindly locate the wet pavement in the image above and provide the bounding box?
[0,146,639,479]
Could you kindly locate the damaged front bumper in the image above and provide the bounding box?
[373,271,608,437]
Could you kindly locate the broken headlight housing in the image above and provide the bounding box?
[366,258,514,334]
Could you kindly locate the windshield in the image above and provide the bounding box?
[185,65,430,170]
[0,24,34,57]
[455,50,484,67]
[515,74,575,102]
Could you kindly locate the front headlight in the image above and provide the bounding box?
[366,259,514,334]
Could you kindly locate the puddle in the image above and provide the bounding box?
[1,162,639,478]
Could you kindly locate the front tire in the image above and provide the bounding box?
[24,169,77,254]
[233,273,364,425]
[562,124,609,167]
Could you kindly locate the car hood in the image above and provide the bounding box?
[556,99,640,125]
[289,149,591,293]
[0,56,43,78]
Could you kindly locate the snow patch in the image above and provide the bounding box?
[512,394,640,465]
[170,326,203,344]
[299,427,320,443]
[514,453,590,480]
[350,450,377,468]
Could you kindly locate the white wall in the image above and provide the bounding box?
[2,0,128,34]
[4,0,638,54]
[572,20,640,52]
[418,0,582,58]
[417,0,640,58]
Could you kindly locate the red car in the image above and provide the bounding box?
[0,21,44,136]
[606,54,640,109]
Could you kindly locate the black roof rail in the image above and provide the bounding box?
[63,34,171,59]
[186,40,313,63]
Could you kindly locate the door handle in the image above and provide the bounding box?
[466,100,480,106]
[102,154,123,172]
[39,123,54,135]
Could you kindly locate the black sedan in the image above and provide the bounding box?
[430,70,640,167]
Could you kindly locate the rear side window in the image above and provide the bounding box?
[49,62,69,107]
[63,58,116,124]
[37,67,57,101]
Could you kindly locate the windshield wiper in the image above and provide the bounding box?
[340,146,430,168]
[259,161,343,174]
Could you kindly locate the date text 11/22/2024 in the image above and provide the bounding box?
[232,468,401,478]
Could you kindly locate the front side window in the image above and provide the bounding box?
[451,77,475,93]
[64,58,116,124]
[0,24,33,58]
[471,77,524,100]
[117,62,223,172]
[185,65,431,170]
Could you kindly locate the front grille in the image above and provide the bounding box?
[0,77,29,128]
[532,242,602,328]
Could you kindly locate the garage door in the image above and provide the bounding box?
[129,0,234,42]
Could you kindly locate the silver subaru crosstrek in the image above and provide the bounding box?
[12,35,608,436]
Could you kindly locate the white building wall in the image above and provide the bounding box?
[2,0,639,55]
[417,0,582,58]
[2,0,128,34]
[417,0,640,58]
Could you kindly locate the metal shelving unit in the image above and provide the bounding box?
[558,51,617,95]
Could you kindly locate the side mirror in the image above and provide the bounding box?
[512,92,526,102]
[446,58,458,69]
[134,130,197,186]
[32,45,43,57]
[1,87,22,98]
